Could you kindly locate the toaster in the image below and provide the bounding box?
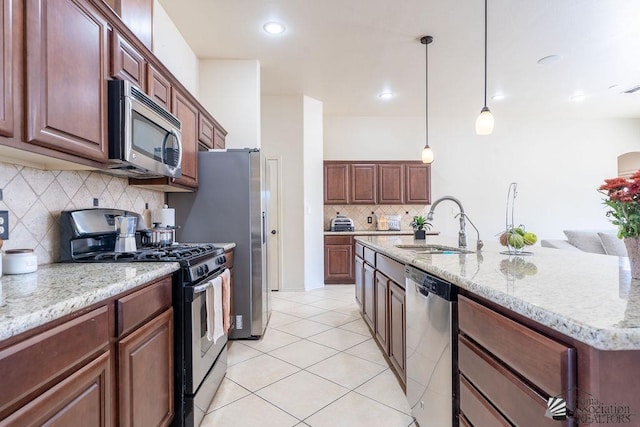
[330,215,355,232]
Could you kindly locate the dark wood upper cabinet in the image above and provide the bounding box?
[404,163,431,204]
[171,89,198,188]
[109,0,153,50]
[350,163,377,204]
[110,30,146,89]
[213,123,226,149]
[324,163,349,204]
[25,0,109,162]
[198,113,214,150]
[324,161,430,205]
[147,63,171,110]
[378,163,404,204]
[0,0,14,138]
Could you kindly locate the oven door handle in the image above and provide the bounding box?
[187,268,227,301]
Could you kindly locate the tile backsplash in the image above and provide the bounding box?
[0,161,164,265]
[324,205,429,231]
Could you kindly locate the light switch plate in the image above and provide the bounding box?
[0,210,8,240]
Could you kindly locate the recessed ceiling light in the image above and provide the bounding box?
[378,92,395,100]
[537,55,563,65]
[491,93,505,101]
[570,93,587,102]
[263,22,286,35]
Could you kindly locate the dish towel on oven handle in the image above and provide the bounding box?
[205,276,224,343]
[221,269,231,333]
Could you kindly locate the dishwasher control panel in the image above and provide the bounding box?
[405,265,458,301]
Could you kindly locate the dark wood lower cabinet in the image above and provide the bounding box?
[0,351,112,426]
[118,307,174,427]
[363,262,375,330]
[354,255,364,307]
[324,235,354,284]
[374,272,389,353]
[389,280,405,382]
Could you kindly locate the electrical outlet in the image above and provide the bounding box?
[93,198,99,207]
[0,210,8,240]
[367,216,373,224]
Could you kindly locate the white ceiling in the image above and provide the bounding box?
[158,0,640,119]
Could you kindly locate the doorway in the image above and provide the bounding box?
[266,157,282,291]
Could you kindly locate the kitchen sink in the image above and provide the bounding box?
[394,244,474,254]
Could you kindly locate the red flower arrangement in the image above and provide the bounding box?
[598,171,640,238]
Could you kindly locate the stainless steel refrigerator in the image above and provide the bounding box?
[168,148,269,339]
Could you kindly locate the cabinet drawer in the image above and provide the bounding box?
[460,375,510,427]
[364,247,376,266]
[111,31,146,88]
[458,295,575,397]
[117,276,172,337]
[0,306,109,418]
[459,336,559,427]
[376,253,404,286]
[325,235,352,245]
[355,242,364,258]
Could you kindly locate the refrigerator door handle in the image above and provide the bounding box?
[262,212,266,244]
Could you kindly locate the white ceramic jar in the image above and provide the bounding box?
[2,249,38,274]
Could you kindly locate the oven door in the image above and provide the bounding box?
[185,270,228,395]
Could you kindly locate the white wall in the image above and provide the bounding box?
[324,115,640,240]
[303,97,325,290]
[152,1,199,96]
[199,61,261,149]
[262,96,305,290]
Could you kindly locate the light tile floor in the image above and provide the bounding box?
[201,285,415,427]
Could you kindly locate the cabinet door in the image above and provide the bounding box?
[118,308,174,427]
[1,351,112,426]
[404,163,431,204]
[374,271,389,354]
[324,163,349,204]
[111,0,153,49]
[26,0,109,162]
[354,255,364,308]
[389,280,406,381]
[111,30,146,89]
[350,164,377,204]
[213,125,226,149]
[171,90,198,188]
[363,263,375,330]
[378,163,404,204]
[0,0,14,137]
[198,113,214,149]
[147,64,171,110]
[324,242,354,284]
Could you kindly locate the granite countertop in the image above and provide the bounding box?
[355,234,640,351]
[325,230,439,236]
[0,262,180,342]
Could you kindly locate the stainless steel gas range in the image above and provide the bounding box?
[60,208,228,427]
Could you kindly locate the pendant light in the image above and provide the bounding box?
[421,35,434,164]
[475,0,494,135]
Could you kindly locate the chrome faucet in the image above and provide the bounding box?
[426,196,467,248]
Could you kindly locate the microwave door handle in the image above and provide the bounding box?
[173,129,183,174]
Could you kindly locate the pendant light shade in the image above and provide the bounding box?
[475,106,494,135]
[421,35,434,164]
[476,0,493,135]
[421,146,434,163]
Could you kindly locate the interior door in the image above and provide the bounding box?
[266,157,282,291]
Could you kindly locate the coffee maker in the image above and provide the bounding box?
[114,215,138,252]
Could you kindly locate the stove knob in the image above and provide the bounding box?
[197,266,205,276]
[204,265,209,274]
[218,255,226,265]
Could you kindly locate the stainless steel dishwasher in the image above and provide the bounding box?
[405,265,458,427]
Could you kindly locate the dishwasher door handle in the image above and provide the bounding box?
[416,283,430,298]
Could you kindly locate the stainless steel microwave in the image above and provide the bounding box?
[107,80,182,178]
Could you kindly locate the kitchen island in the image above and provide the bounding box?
[356,234,640,427]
